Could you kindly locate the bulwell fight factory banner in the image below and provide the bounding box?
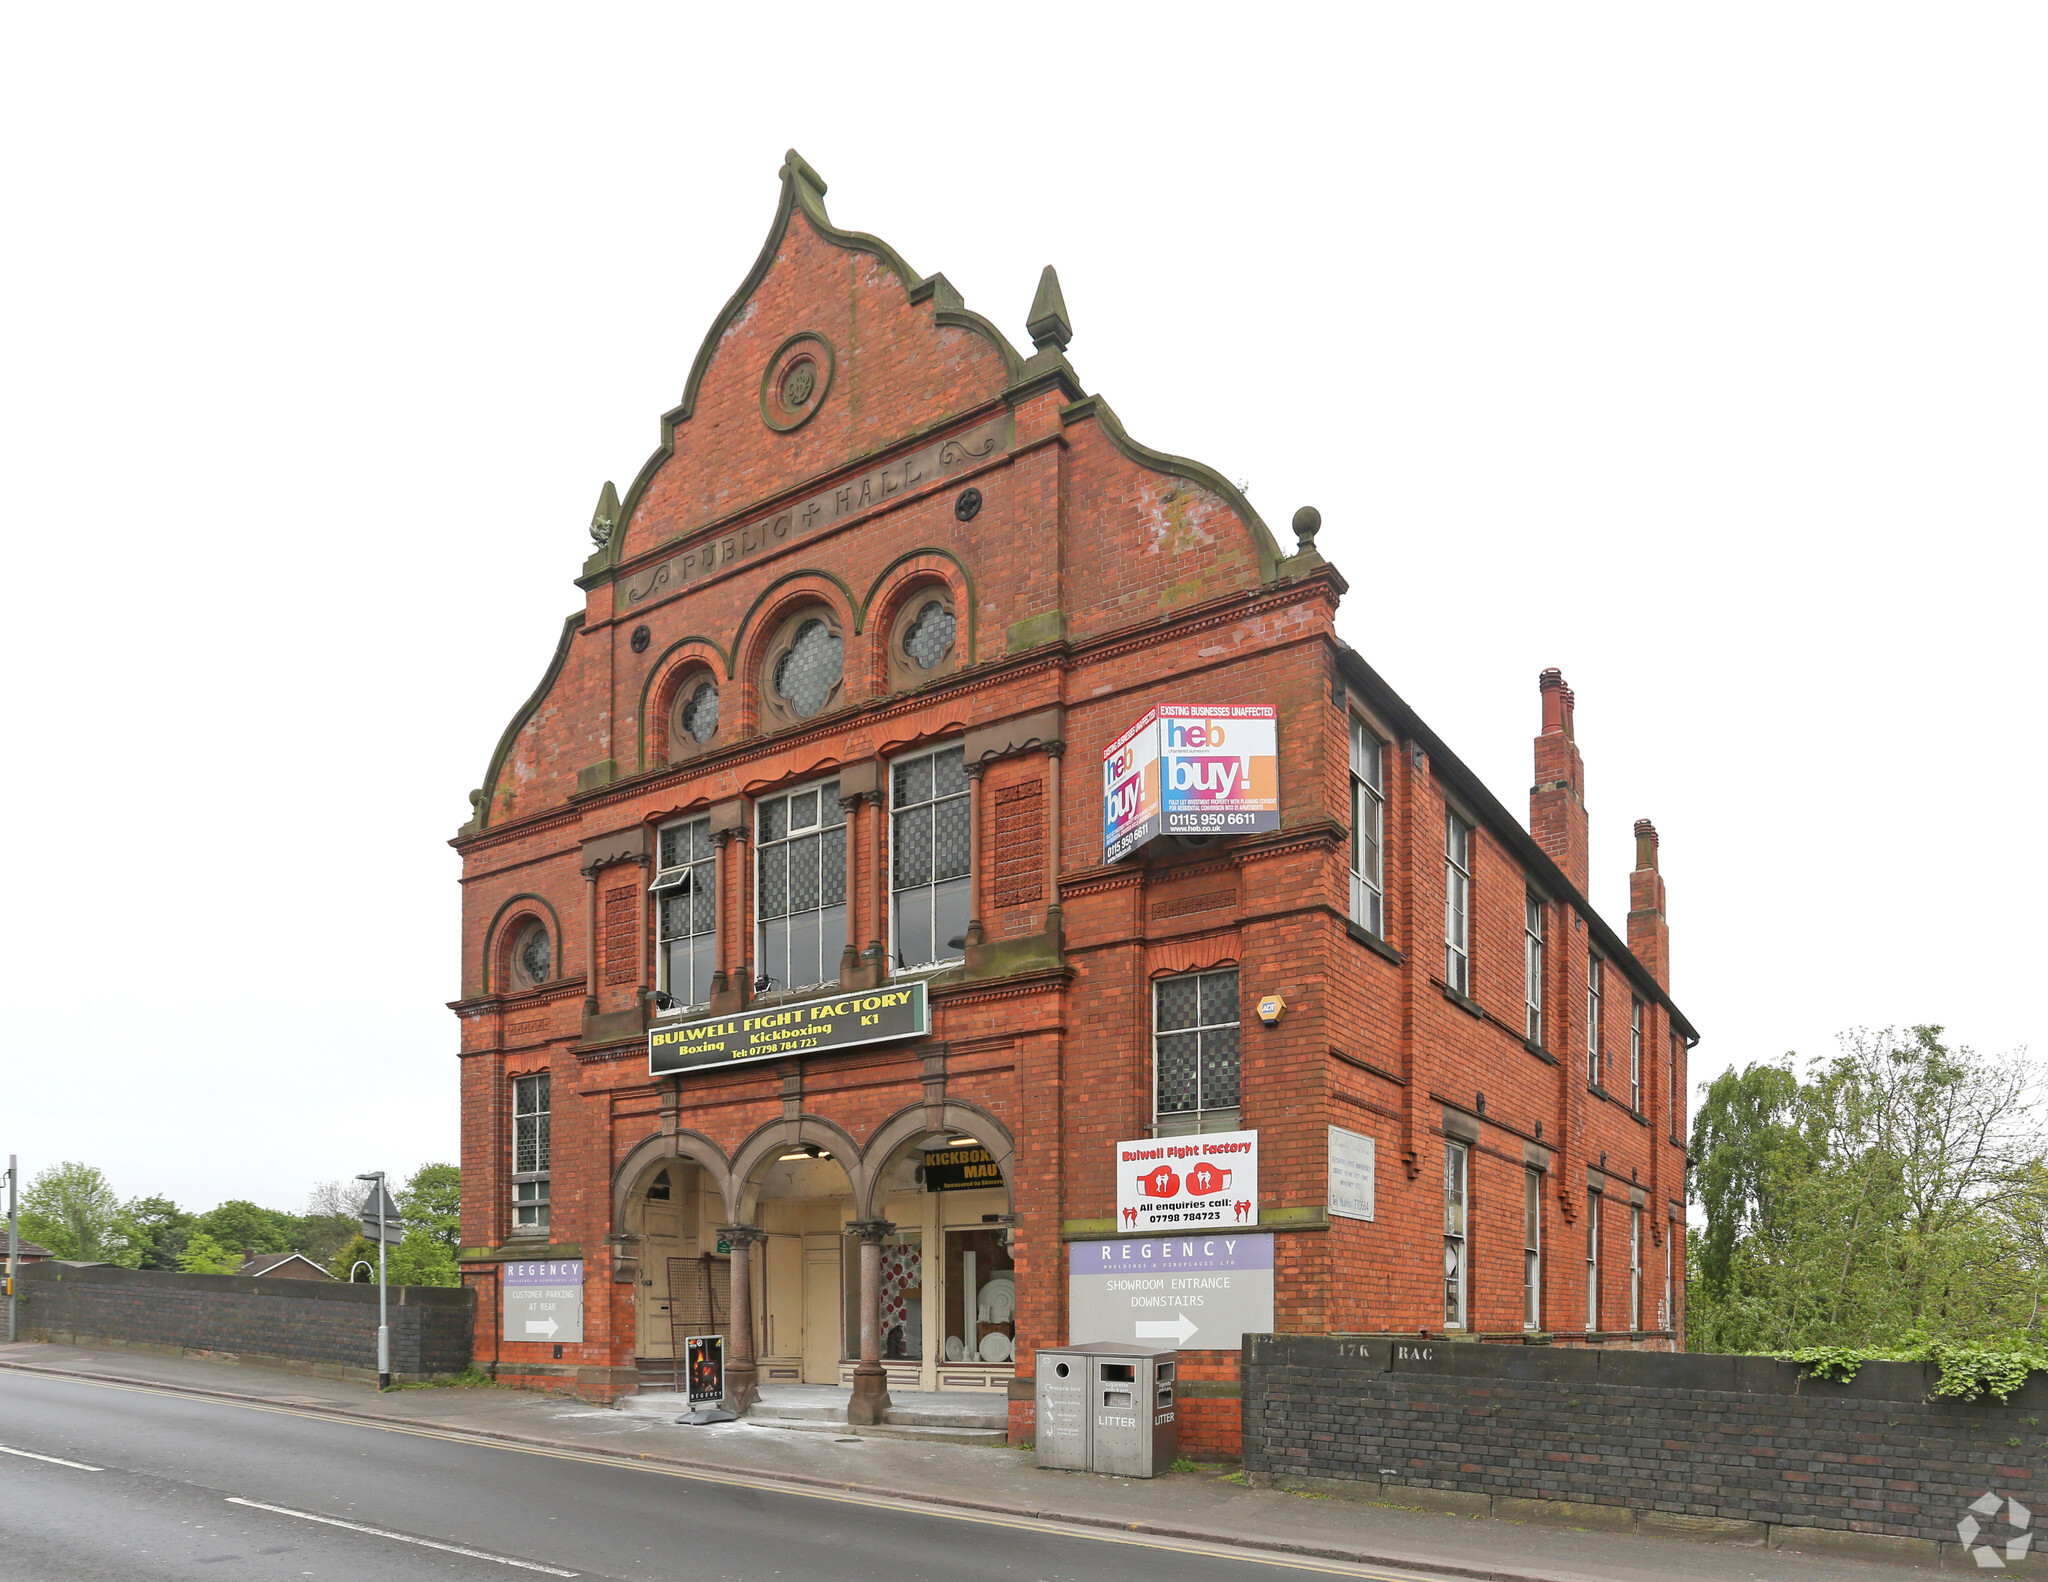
[1102,705,1278,862]
[1114,1129,1260,1233]
[649,982,928,1075]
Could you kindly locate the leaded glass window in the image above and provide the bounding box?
[772,618,843,720]
[675,680,720,745]
[755,778,846,991]
[1348,720,1383,935]
[1153,968,1240,1132]
[890,744,969,970]
[516,923,551,987]
[901,600,956,672]
[654,816,716,1011]
[512,1072,550,1234]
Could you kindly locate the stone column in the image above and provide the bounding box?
[963,763,985,948]
[839,788,863,982]
[716,1224,764,1414]
[581,862,600,1018]
[1042,743,1064,947]
[844,1219,895,1425]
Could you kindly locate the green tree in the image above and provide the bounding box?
[176,1230,242,1274]
[123,1195,193,1271]
[397,1163,461,1253]
[329,1233,382,1282]
[193,1200,291,1258]
[19,1162,141,1265]
[387,1226,459,1287]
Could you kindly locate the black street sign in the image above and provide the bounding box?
[649,983,928,1076]
[358,1183,402,1243]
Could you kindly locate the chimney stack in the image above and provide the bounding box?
[1628,818,1670,988]
[1530,668,1590,894]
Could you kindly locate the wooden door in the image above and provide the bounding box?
[636,1202,683,1356]
[763,1234,804,1364]
[802,1238,842,1384]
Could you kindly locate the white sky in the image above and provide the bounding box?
[2,7,2041,1215]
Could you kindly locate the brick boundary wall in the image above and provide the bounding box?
[1241,1334,2048,1569]
[17,1262,473,1385]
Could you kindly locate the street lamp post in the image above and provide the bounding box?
[7,1155,19,1345]
[356,1170,390,1389]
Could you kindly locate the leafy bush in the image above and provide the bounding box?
[176,1230,242,1275]
[1780,1338,2048,1402]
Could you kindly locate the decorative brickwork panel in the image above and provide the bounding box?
[603,887,638,985]
[991,780,1043,908]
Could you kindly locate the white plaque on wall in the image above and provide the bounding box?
[1328,1126,1377,1222]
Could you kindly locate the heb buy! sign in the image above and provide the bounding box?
[1115,1129,1259,1233]
[1102,705,1278,863]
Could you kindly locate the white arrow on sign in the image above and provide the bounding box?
[524,1318,559,1339]
[1136,1313,1199,1344]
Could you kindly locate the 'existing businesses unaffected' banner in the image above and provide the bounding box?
[649,982,928,1075]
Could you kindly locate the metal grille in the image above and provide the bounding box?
[891,745,970,969]
[1153,969,1239,1117]
[902,599,955,671]
[678,681,720,743]
[772,619,843,719]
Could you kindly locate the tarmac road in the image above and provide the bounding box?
[0,1370,1447,1582]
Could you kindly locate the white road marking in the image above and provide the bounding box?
[223,1498,577,1575]
[0,1444,103,1470]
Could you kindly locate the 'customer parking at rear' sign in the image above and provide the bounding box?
[503,1260,584,1344]
[1103,705,1279,862]
[1115,1129,1259,1233]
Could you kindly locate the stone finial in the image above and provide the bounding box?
[781,148,828,201]
[1026,265,1072,352]
[1291,505,1322,555]
[589,480,620,548]
[1634,818,1660,870]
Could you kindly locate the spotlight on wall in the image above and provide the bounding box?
[948,1137,979,1147]
[754,975,780,993]
[653,991,678,1011]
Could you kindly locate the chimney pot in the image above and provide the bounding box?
[1634,819,1659,870]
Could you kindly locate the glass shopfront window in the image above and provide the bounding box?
[941,1227,1015,1366]
[876,1230,924,1362]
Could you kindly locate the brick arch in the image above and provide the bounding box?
[860,550,975,694]
[729,571,859,737]
[635,637,728,771]
[728,1113,869,1223]
[855,1100,1014,1221]
[482,892,566,996]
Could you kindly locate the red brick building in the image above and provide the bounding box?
[451,151,1697,1454]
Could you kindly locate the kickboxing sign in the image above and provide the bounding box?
[1114,1129,1259,1233]
[1102,705,1279,863]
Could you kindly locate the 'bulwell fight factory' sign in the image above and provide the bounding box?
[649,982,929,1075]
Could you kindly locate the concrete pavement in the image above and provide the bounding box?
[0,1341,1978,1581]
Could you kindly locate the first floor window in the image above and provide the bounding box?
[1630,998,1644,1113]
[1584,1190,1602,1331]
[1444,812,1472,994]
[1153,968,1240,1134]
[756,778,846,992]
[891,743,970,971]
[1349,720,1384,935]
[1586,955,1604,1087]
[1523,1168,1542,1330]
[1444,1142,1469,1329]
[1629,1205,1643,1331]
[1524,896,1544,1044]
[1669,1035,1682,1137]
[512,1072,550,1234]
[654,816,716,1010]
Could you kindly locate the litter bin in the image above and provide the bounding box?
[1035,1342,1177,1478]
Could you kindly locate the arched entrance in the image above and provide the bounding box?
[736,1123,862,1387]
[622,1154,729,1377]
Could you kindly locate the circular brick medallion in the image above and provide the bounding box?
[759,332,834,432]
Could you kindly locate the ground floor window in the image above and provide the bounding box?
[878,1232,923,1362]
[1443,1142,1469,1329]
[1523,1167,1542,1330]
[942,1226,1014,1365]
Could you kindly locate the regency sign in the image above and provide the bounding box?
[648,981,929,1075]
[620,416,1007,610]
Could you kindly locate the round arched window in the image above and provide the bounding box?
[512,921,552,988]
[675,679,720,745]
[772,618,844,720]
[901,599,956,671]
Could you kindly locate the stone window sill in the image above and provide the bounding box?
[1344,919,1403,965]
